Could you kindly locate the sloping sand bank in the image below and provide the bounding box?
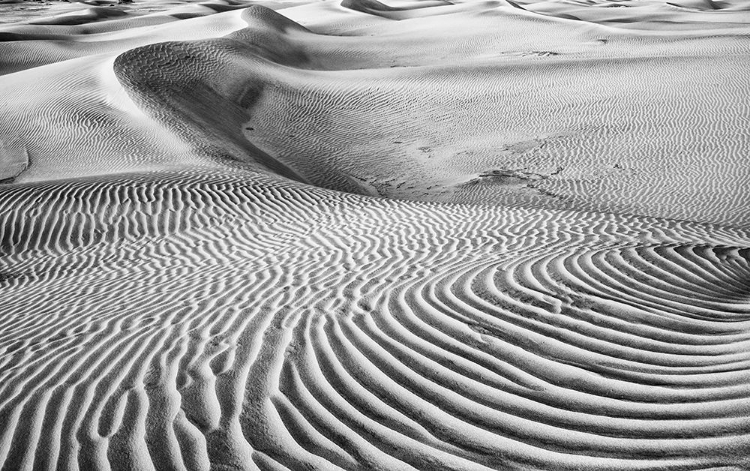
[0,0,749,469]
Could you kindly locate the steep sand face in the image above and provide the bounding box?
[0,0,749,470]
[3,0,748,223]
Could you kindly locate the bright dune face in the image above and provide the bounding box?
[0,0,749,470]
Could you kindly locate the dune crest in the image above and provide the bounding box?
[0,0,749,469]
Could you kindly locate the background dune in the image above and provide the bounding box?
[0,0,748,469]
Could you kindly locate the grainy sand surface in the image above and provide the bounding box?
[0,0,749,469]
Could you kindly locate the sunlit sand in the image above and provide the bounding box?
[1,0,749,469]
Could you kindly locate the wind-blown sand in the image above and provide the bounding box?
[0,0,749,469]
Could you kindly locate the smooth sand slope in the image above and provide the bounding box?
[0,0,749,469]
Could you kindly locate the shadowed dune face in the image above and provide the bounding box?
[6,0,747,224]
[0,0,750,470]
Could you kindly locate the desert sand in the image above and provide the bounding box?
[0,0,749,469]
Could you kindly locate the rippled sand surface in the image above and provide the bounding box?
[1,0,749,469]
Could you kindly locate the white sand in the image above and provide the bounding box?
[0,0,748,469]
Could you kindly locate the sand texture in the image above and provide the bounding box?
[0,0,749,469]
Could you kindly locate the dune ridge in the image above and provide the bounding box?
[0,0,749,469]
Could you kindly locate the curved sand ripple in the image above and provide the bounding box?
[1,0,749,470]
[0,170,748,469]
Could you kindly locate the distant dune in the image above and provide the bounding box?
[0,0,748,469]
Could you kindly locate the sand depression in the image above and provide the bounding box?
[0,0,749,469]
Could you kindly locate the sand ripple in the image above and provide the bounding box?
[0,170,748,469]
[0,0,749,469]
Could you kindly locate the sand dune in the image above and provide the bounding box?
[0,0,748,469]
